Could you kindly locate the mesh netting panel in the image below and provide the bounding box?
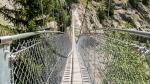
[77,34,149,84]
[10,33,72,84]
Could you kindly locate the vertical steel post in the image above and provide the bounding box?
[0,44,11,84]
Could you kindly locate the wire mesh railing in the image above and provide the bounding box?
[77,34,107,84]
[0,30,72,84]
[77,29,150,84]
[1,27,150,84]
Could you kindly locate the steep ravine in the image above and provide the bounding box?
[103,0,150,29]
[70,1,150,34]
[1,0,150,32]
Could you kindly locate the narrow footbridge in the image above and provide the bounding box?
[1,27,150,84]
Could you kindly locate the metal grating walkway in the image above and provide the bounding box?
[61,51,91,84]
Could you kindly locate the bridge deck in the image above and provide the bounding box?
[61,52,91,84]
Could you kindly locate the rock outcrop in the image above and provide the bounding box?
[71,4,103,36]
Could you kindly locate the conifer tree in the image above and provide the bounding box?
[142,0,150,6]
[0,0,58,32]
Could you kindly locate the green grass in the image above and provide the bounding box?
[79,0,88,6]
[0,24,15,36]
[101,38,148,84]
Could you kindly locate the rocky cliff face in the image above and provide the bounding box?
[70,4,103,37]
[70,0,150,34]
[0,0,13,26]
[1,0,150,32]
[111,0,150,28]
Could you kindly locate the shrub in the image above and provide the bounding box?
[58,9,71,32]
[97,1,106,21]
[142,0,150,6]
[97,0,114,21]
[129,0,140,8]
[105,0,115,17]
[65,0,79,6]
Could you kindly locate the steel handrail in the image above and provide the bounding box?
[105,28,150,37]
[0,30,63,44]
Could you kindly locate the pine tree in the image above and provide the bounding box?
[65,0,79,7]
[0,0,57,32]
[142,0,150,6]
[105,0,115,17]
[129,0,140,8]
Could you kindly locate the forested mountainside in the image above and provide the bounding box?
[70,0,150,33]
[0,0,150,33]
[1,0,150,84]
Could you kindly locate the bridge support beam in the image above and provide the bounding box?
[0,44,11,84]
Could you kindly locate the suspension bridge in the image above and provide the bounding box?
[0,8,150,84]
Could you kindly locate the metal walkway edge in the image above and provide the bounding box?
[61,51,91,84]
[61,54,73,84]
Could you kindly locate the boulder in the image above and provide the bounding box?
[46,21,58,31]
